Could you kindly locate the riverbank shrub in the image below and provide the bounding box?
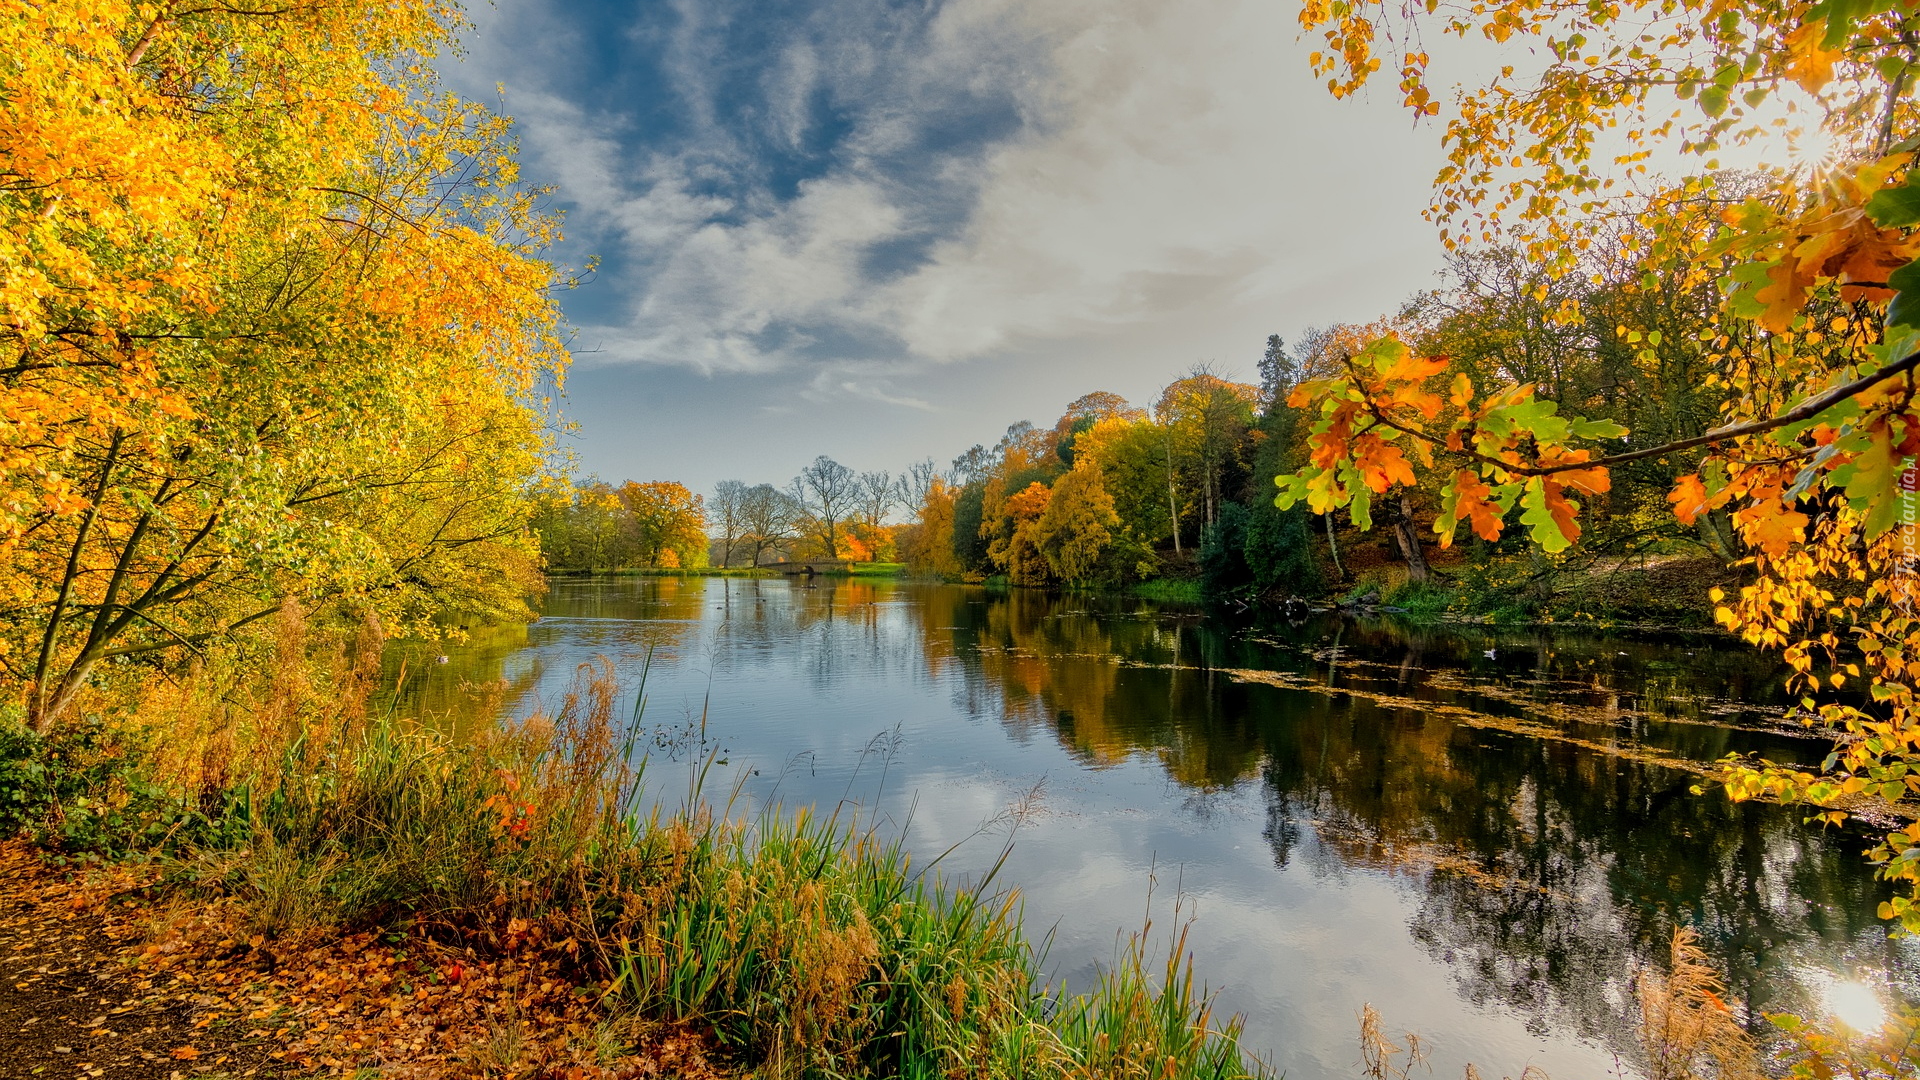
[1380,579,1452,619]
[0,716,217,860]
[1135,579,1206,604]
[1200,504,1256,598]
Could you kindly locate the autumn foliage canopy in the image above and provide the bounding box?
[2,2,570,730]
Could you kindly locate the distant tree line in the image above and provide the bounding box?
[530,480,709,572]
[881,238,1733,601]
[704,460,918,567]
[534,459,925,571]
[890,371,1322,594]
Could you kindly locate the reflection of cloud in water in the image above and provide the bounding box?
[395,577,1919,1080]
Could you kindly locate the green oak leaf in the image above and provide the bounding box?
[1867,185,1920,228]
[1886,259,1920,330]
[1518,477,1574,553]
[1570,417,1628,440]
[1348,483,1373,532]
[1274,472,1307,510]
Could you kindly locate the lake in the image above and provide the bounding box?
[386,575,1917,1079]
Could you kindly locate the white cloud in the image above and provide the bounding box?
[451,0,1451,385]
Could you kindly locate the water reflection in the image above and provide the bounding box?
[388,577,1917,1078]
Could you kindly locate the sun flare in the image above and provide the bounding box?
[1825,980,1889,1033]
[1787,126,1841,174]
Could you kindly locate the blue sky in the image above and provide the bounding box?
[444,0,1460,495]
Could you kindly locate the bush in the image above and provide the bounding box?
[1243,498,1322,596]
[0,716,218,859]
[1134,579,1205,604]
[1381,577,1454,619]
[1199,503,1253,598]
[1240,405,1327,598]
[1201,500,1325,601]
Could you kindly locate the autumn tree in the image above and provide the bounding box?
[532,481,633,573]
[5,1,570,731]
[898,459,940,510]
[618,482,707,569]
[1074,416,1176,567]
[902,477,961,577]
[1035,465,1121,585]
[790,456,857,559]
[985,482,1054,586]
[739,484,799,567]
[950,445,993,486]
[1406,237,1737,565]
[853,471,897,561]
[710,480,748,568]
[1157,369,1261,538]
[1051,391,1144,466]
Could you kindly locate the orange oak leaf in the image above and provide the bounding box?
[1669,473,1711,524]
[1354,437,1417,492]
[1453,471,1506,543]
[1734,502,1809,558]
[1784,20,1838,94]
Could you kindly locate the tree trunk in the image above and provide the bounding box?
[1164,429,1182,555]
[1168,472,1182,555]
[1697,510,1736,561]
[1325,512,1344,582]
[1393,491,1430,584]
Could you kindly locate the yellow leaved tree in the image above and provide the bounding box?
[3,2,570,731]
[1286,0,1920,1012]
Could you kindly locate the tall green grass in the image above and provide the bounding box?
[1133,579,1205,604]
[172,659,1269,1079]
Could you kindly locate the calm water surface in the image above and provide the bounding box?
[387,576,1917,1079]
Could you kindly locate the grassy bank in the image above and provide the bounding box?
[0,660,1267,1079]
[1133,579,1205,605]
[835,562,907,577]
[548,566,780,578]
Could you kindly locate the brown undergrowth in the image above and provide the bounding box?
[0,842,728,1079]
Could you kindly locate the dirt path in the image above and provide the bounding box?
[0,850,286,1080]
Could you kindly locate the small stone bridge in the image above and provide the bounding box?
[765,559,857,575]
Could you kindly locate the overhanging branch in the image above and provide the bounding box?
[1346,348,1920,479]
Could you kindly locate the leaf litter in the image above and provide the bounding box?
[0,844,732,1079]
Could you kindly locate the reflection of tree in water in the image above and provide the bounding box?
[385,576,718,726]
[911,587,1265,786]
[1254,674,1908,1067]
[909,585,1912,1068]
[762,579,930,691]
